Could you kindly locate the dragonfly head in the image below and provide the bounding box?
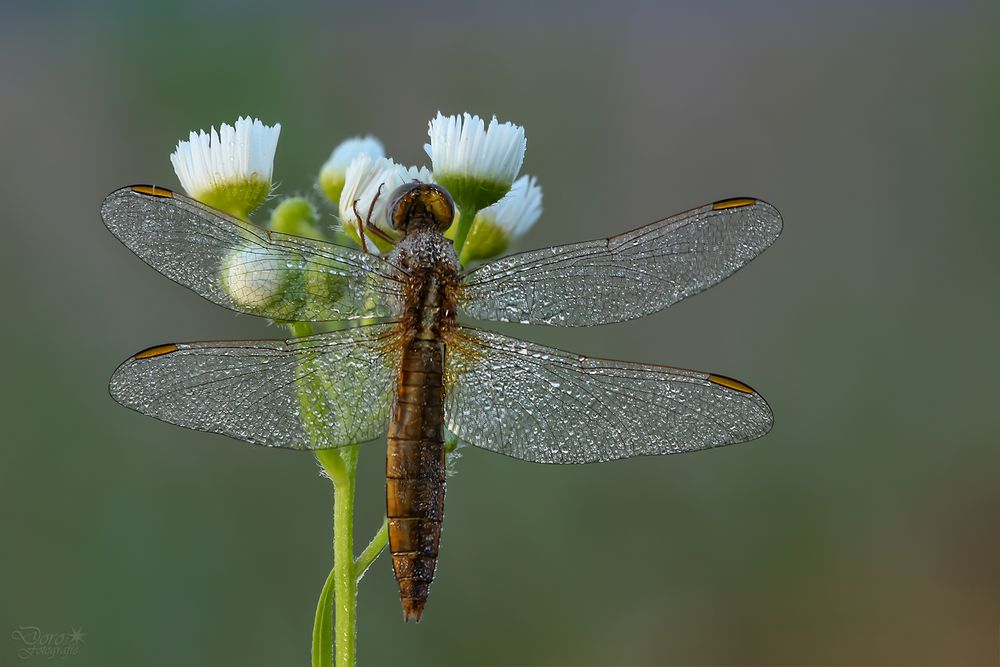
[387,182,455,235]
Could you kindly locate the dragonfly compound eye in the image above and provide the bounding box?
[388,182,455,233]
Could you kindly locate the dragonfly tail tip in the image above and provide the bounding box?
[402,599,425,623]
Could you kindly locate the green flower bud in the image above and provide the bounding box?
[269,197,319,238]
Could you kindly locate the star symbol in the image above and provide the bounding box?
[69,628,85,644]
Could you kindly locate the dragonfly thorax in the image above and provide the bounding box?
[390,230,460,341]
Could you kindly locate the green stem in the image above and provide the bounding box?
[319,447,359,667]
[451,201,480,259]
[355,518,389,582]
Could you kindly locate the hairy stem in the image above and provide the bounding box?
[355,517,389,582]
[320,447,359,667]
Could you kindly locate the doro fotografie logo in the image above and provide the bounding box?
[10,626,84,660]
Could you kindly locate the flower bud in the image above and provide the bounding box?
[319,136,384,206]
[269,197,320,238]
[449,175,542,264]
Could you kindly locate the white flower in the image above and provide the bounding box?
[425,112,526,211]
[319,135,384,204]
[425,112,525,184]
[456,175,543,264]
[169,116,280,217]
[477,174,543,237]
[338,154,432,254]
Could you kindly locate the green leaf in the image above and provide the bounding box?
[311,566,337,667]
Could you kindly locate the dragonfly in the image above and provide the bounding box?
[102,182,782,621]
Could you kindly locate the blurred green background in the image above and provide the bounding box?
[2,1,998,665]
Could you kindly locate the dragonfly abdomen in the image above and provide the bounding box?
[387,337,446,622]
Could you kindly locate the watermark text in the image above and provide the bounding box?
[10,626,84,660]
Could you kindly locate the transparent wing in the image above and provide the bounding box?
[102,185,405,321]
[445,327,772,463]
[460,198,781,326]
[109,323,402,449]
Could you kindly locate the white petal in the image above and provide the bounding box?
[320,135,385,180]
[338,154,432,254]
[424,112,525,184]
[169,116,280,198]
[476,174,543,237]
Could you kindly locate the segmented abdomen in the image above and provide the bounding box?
[386,338,446,622]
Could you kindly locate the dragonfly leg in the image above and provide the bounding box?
[363,184,398,246]
[351,198,371,254]
[351,184,394,254]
